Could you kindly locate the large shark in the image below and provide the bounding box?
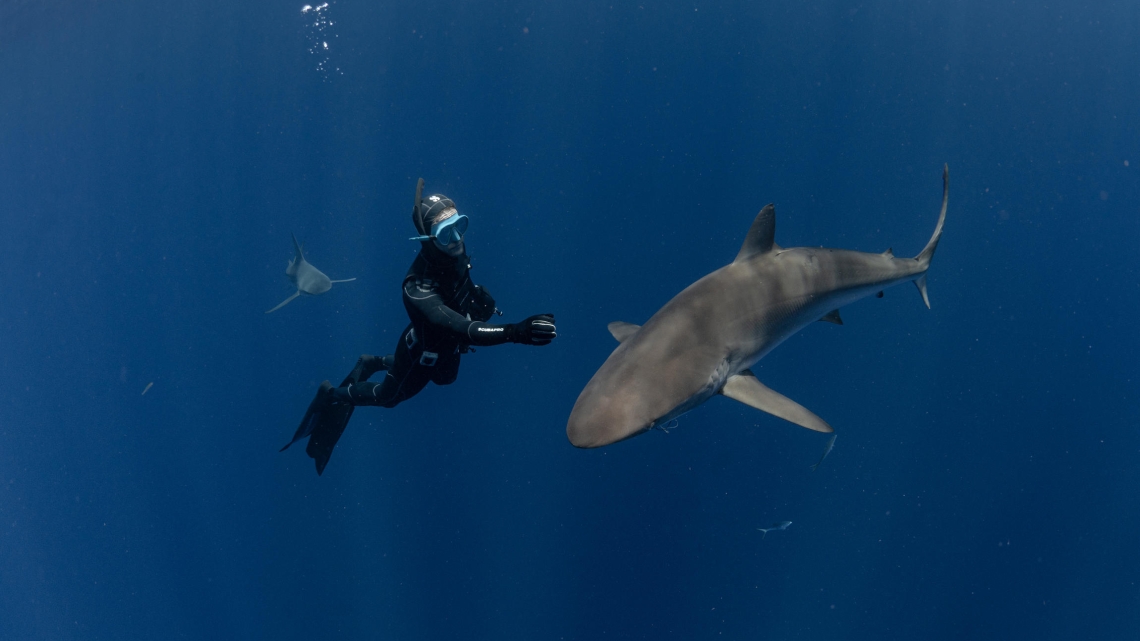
[567,166,948,448]
[266,233,356,313]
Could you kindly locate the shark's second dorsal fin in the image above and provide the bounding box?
[818,309,843,325]
[719,370,833,433]
[733,204,776,264]
[607,321,641,343]
[883,247,894,258]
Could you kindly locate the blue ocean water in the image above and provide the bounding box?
[2,1,1137,638]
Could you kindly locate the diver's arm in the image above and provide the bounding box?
[403,280,556,347]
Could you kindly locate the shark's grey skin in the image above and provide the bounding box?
[266,233,356,313]
[811,434,837,472]
[758,521,792,539]
[567,166,948,448]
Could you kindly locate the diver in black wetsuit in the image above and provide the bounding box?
[281,179,557,475]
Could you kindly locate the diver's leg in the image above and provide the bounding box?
[346,354,392,385]
[288,329,407,475]
[335,325,431,408]
[299,354,400,475]
[341,368,431,408]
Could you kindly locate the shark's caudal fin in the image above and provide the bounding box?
[266,291,301,314]
[914,275,930,309]
[915,165,949,268]
[911,165,948,309]
[720,370,833,433]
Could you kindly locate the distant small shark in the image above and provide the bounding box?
[758,521,792,539]
[567,166,948,447]
[811,434,837,472]
[266,233,356,313]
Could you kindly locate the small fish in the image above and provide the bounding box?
[758,521,792,539]
[811,434,837,471]
[141,382,154,396]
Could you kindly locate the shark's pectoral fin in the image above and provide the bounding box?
[266,291,301,314]
[914,274,930,309]
[720,370,833,433]
[607,321,642,343]
[733,204,777,263]
[818,309,844,325]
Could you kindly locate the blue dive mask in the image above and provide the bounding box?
[410,213,468,244]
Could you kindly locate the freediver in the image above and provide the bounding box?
[281,179,558,474]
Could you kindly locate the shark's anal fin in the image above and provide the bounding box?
[607,321,642,343]
[915,274,930,309]
[719,370,833,433]
[266,291,301,314]
[818,309,843,325]
[733,204,777,263]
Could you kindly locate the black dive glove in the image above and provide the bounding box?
[509,314,557,346]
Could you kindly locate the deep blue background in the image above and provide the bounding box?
[2,1,1138,638]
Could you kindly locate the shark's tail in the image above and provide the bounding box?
[912,164,949,309]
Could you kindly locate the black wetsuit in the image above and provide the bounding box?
[338,240,507,407]
[291,238,554,475]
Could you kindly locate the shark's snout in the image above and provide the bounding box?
[567,384,653,448]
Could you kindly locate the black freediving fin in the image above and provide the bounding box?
[280,381,334,453]
[304,366,369,475]
[281,367,364,474]
[305,403,355,475]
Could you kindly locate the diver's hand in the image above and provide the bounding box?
[510,314,557,346]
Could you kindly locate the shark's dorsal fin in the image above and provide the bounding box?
[291,233,305,262]
[883,247,894,258]
[733,204,776,264]
[818,309,843,325]
[719,370,833,433]
[607,321,641,343]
